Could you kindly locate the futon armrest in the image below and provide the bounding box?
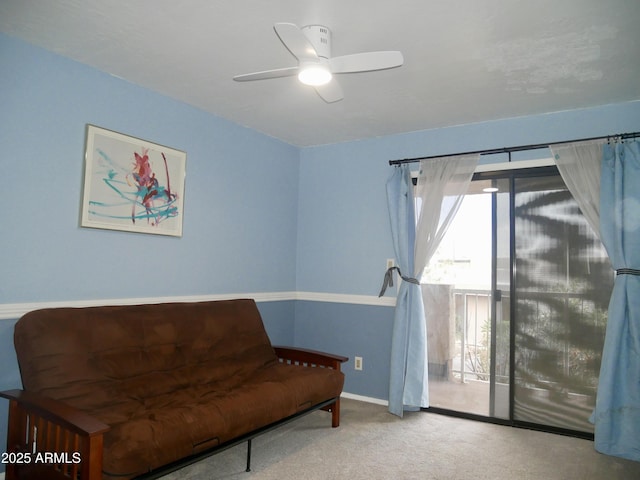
[1,389,109,480]
[273,346,348,371]
[0,389,109,437]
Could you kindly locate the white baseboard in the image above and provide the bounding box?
[341,392,389,406]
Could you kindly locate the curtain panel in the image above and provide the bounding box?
[384,165,428,417]
[384,157,477,417]
[592,140,640,461]
[414,155,479,270]
[551,139,605,238]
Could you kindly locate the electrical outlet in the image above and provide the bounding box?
[354,356,363,371]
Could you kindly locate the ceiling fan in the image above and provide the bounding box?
[233,23,404,103]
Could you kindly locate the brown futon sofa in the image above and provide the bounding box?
[1,299,347,480]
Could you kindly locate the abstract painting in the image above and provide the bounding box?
[81,125,186,237]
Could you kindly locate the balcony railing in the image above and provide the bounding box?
[445,287,604,391]
[452,289,491,384]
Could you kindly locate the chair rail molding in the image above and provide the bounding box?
[0,291,396,320]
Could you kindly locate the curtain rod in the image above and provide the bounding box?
[388,131,640,166]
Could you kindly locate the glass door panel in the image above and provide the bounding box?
[424,177,510,419]
[512,174,612,433]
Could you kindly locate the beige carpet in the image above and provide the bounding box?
[160,398,640,480]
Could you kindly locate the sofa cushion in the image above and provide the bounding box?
[100,363,344,477]
[15,300,278,410]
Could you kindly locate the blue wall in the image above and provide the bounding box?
[294,301,394,399]
[0,33,300,304]
[2,31,640,469]
[0,32,300,463]
[296,101,640,296]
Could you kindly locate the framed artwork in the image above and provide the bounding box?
[81,125,186,237]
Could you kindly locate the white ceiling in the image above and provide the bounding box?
[1,0,639,147]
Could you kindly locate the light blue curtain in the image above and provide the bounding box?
[592,140,640,461]
[384,165,428,417]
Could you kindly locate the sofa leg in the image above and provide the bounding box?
[331,398,340,428]
[246,438,252,472]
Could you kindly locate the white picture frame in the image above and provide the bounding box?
[81,125,186,237]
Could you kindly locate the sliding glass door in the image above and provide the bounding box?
[423,166,612,435]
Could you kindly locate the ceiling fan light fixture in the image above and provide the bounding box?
[234,23,403,102]
[298,65,332,86]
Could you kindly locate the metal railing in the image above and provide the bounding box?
[453,289,491,383]
[450,287,605,389]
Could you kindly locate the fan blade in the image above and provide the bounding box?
[329,51,403,74]
[233,66,299,82]
[274,23,318,60]
[314,80,344,103]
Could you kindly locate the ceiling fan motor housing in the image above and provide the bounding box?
[301,25,331,58]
